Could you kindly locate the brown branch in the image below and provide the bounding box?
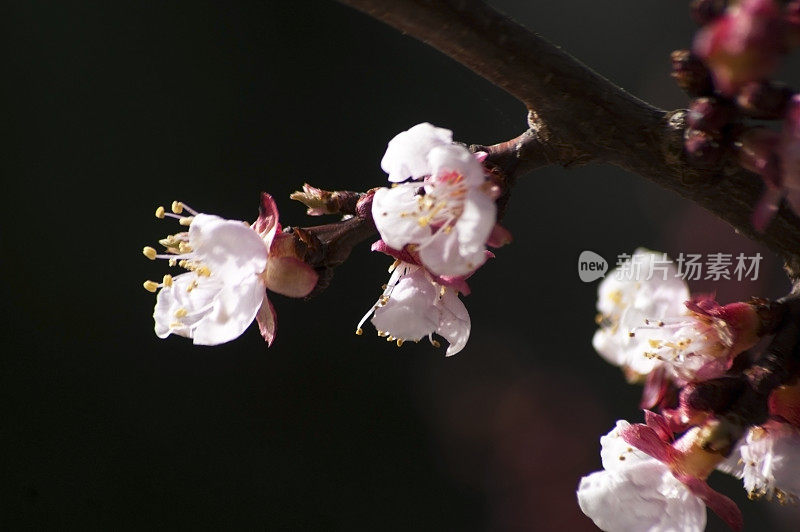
[338,0,800,278]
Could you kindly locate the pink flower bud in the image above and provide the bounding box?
[684,128,723,167]
[694,0,785,96]
[687,97,734,131]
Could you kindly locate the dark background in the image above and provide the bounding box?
[4,1,799,530]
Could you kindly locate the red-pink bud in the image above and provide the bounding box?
[684,128,723,167]
[671,49,714,96]
[694,0,785,96]
[687,97,734,131]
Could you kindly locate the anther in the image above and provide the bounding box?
[143,280,159,293]
[171,201,184,214]
[142,246,157,260]
[355,328,364,336]
[431,339,441,348]
[396,339,404,347]
[196,266,211,277]
[155,206,166,219]
[174,308,188,318]
[162,274,173,287]
[179,216,194,226]
[178,242,193,253]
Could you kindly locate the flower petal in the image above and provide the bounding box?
[436,288,471,356]
[380,122,453,182]
[192,278,265,345]
[371,269,439,341]
[190,214,269,281]
[577,466,706,532]
[372,185,431,250]
[262,256,318,298]
[418,229,486,277]
[455,188,496,255]
[427,144,485,187]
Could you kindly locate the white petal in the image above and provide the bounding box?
[372,185,431,250]
[153,273,220,339]
[192,277,265,345]
[427,144,485,187]
[418,229,486,277]
[380,123,453,182]
[455,188,495,255]
[577,465,706,532]
[599,420,653,472]
[436,288,470,356]
[189,214,269,282]
[371,269,439,341]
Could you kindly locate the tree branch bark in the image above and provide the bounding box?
[338,0,800,279]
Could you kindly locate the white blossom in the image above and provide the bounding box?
[357,261,470,356]
[143,196,317,346]
[593,249,690,377]
[718,421,800,503]
[372,123,497,277]
[577,421,707,532]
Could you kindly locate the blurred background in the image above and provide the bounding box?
[4,0,799,529]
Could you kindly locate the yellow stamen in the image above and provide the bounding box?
[179,216,194,226]
[155,206,166,219]
[142,246,157,260]
[396,339,404,347]
[196,266,211,277]
[178,242,193,254]
[162,274,173,287]
[355,328,363,336]
[174,308,188,318]
[171,201,184,214]
[143,280,159,293]
[431,339,441,348]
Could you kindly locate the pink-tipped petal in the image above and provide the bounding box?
[263,256,319,298]
[680,474,743,531]
[255,294,277,346]
[486,223,513,248]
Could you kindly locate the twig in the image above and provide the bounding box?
[338,0,800,279]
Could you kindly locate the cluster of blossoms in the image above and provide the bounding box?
[672,0,800,230]
[578,249,800,531]
[142,123,508,356]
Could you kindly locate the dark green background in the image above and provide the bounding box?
[3,1,797,530]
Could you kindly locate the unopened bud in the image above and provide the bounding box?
[670,49,713,96]
[736,81,793,118]
[684,128,723,167]
[687,97,734,132]
[693,0,785,96]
